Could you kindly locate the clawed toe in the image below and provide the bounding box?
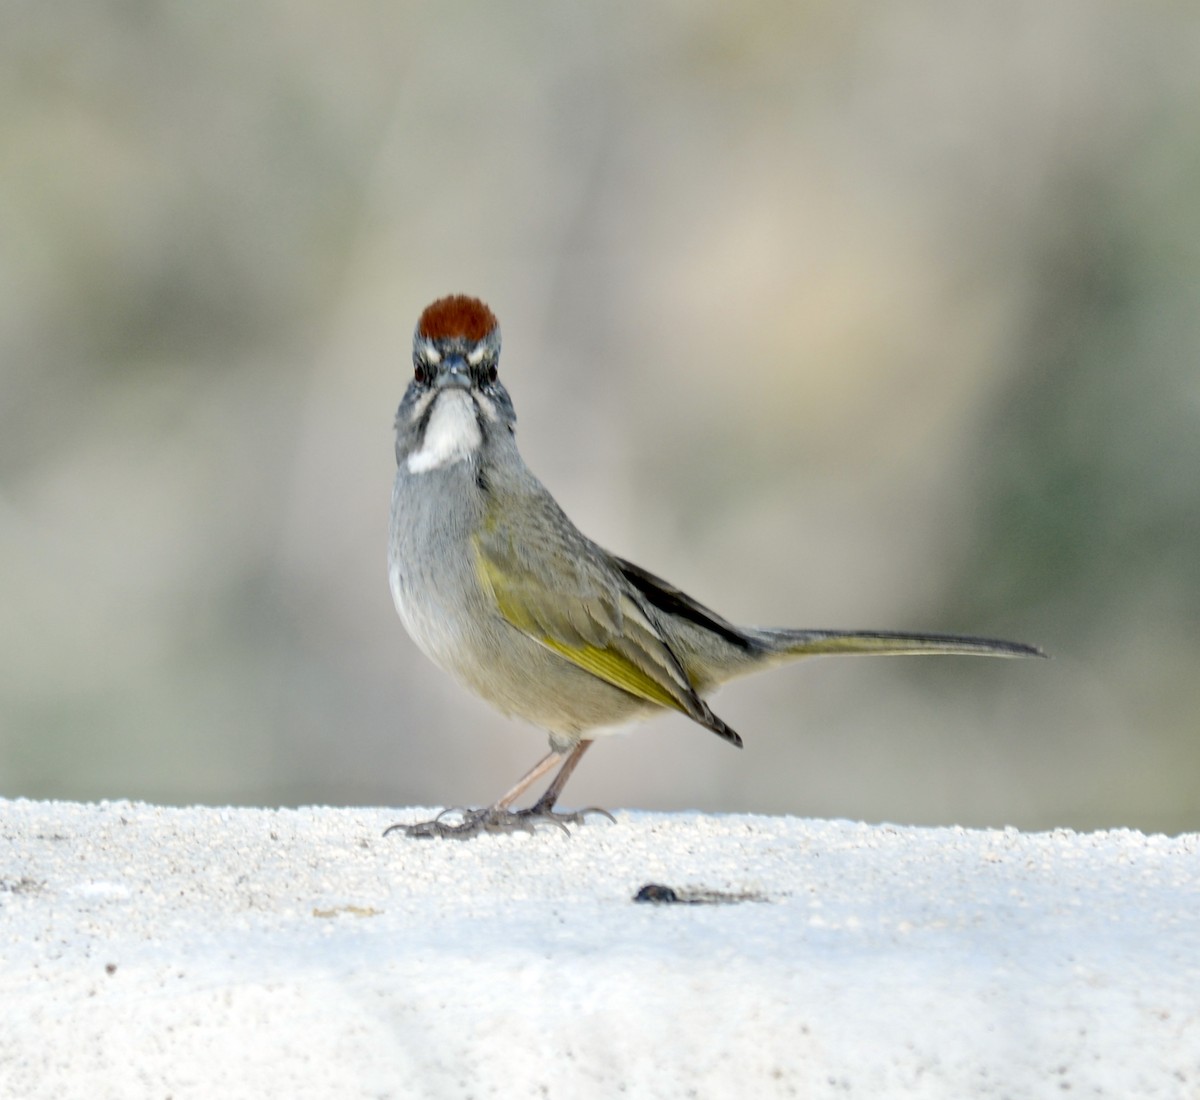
[516,805,615,829]
[384,803,615,840]
[384,806,533,839]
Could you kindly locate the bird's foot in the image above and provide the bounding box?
[385,803,614,840]
[514,804,616,832]
[385,805,532,839]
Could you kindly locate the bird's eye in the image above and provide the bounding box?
[414,360,430,385]
[485,363,498,384]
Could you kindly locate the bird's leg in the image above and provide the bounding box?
[516,741,614,826]
[387,741,612,839]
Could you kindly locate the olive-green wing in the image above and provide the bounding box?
[472,513,741,746]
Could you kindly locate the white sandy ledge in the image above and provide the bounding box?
[1,799,1198,1099]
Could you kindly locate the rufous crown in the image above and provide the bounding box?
[417,296,498,343]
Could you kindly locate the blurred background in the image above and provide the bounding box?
[2,2,1198,833]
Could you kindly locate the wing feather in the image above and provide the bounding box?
[472,507,741,744]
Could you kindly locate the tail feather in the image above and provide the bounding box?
[749,628,1046,660]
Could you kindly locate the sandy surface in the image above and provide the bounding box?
[2,799,1199,1099]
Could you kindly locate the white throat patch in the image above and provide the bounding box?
[407,389,482,474]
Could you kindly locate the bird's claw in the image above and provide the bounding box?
[518,804,616,830]
[384,804,614,840]
[383,806,529,839]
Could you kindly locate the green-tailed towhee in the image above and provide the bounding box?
[386,295,1043,839]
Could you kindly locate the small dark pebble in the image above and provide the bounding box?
[634,883,680,904]
[633,883,768,905]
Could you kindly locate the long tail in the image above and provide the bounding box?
[748,628,1046,660]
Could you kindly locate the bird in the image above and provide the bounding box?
[386,294,1044,839]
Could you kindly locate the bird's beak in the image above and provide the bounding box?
[434,357,472,390]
